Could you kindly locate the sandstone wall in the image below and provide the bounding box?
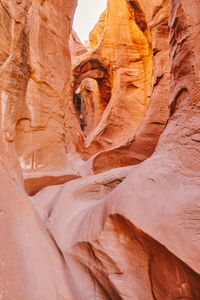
[66,0,154,159]
[66,0,171,176]
[34,0,200,298]
[0,1,77,299]
[12,0,77,173]
[92,0,171,173]
[70,30,87,57]
[0,0,200,299]
[89,10,106,49]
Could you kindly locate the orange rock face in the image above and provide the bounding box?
[89,10,106,48]
[92,0,171,173]
[69,30,87,57]
[67,0,171,173]
[0,0,200,299]
[66,0,154,159]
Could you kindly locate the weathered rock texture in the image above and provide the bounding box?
[66,0,155,159]
[12,0,77,174]
[0,1,77,299]
[89,10,106,48]
[69,30,87,57]
[0,0,200,299]
[92,0,171,173]
[65,0,171,175]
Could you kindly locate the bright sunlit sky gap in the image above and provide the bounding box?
[73,0,107,44]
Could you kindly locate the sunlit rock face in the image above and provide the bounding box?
[0,0,200,299]
[37,0,200,298]
[66,0,154,159]
[89,10,106,48]
[92,0,171,173]
[67,0,171,173]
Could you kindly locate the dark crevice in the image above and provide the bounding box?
[153,48,161,56]
[170,87,188,116]
[153,74,164,88]
[73,90,84,131]
[128,0,148,33]
[151,121,165,125]
[152,5,162,18]
[74,242,123,300]
[148,252,158,300]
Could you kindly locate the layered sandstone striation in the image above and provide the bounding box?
[39,1,200,298]
[0,0,200,299]
[66,0,154,159]
[0,1,77,299]
[92,0,171,173]
[68,0,171,173]
[11,0,77,174]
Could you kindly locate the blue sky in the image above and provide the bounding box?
[73,0,107,43]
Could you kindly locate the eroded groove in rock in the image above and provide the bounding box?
[14,0,78,176]
[0,0,200,299]
[65,0,153,160]
[0,1,77,299]
[36,0,200,298]
[92,0,171,173]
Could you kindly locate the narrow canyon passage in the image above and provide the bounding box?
[0,0,199,299]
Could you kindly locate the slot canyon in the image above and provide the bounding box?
[0,0,200,299]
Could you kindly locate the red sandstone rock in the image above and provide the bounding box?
[0,1,77,299]
[65,0,171,177]
[69,30,87,57]
[66,0,154,159]
[32,0,200,298]
[89,10,106,48]
[13,0,77,174]
[92,0,171,173]
[0,0,200,299]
